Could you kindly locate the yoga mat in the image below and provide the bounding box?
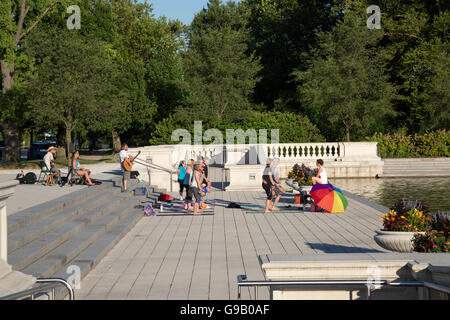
[157,212,214,216]
[240,205,303,211]
[156,200,215,216]
[244,210,304,214]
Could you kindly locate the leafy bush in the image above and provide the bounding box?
[413,211,449,253]
[149,111,324,145]
[287,163,318,186]
[368,130,450,158]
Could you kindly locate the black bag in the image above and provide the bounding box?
[16,171,25,183]
[227,202,241,209]
[131,170,140,179]
[59,176,68,186]
[23,172,37,184]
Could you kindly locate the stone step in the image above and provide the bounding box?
[7,181,115,235]
[379,173,450,178]
[21,198,137,279]
[383,164,450,168]
[383,168,450,172]
[382,169,450,173]
[3,177,144,299]
[0,270,36,298]
[8,193,133,272]
[0,260,12,280]
[383,158,450,161]
[52,207,143,299]
[8,188,121,254]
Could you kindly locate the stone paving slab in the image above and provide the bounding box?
[75,187,400,300]
[2,163,123,215]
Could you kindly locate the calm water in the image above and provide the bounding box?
[329,178,450,213]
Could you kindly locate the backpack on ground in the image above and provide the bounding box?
[17,172,37,184]
[158,194,173,202]
[16,171,25,183]
[131,171,140,179]
[24,172,37,184]
[227,202,241,209]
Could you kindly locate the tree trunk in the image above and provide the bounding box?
[112,131,121,153]
[56,125,66,161]
[345,125,351,142]
[65,126,72,167]
[0,60,14,93]
[1,61,21,163]
[2,121,21,163]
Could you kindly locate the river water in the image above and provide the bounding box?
[329,177,450,213]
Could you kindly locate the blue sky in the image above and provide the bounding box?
[147,0,210,25]
[147,0,239,25]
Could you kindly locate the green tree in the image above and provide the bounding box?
[345,0,450,133]
[25,27,125,162]
[0,0,69,162]
[243,0,344,109]
[179,0,261,126]
[110,0,184,149]
[294,11,398,141]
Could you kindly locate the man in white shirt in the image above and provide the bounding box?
[119,143,130,192]
[43,146,61,178]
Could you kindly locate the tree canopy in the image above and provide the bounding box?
[1,0,449,162]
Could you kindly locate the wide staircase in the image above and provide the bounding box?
[381,158,450,178]
[5,178,165,299]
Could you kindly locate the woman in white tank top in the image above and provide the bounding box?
[312,159,328,185]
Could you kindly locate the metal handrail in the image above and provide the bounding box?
[133,159,176,192]
[0,278,74,300]
[237,275,450,300]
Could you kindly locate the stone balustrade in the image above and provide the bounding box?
[128,142,383,191]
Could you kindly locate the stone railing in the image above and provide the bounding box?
[267,143,343,161]
[129,142,383,191]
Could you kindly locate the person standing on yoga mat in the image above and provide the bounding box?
[184,159,195,210]
[270,158,283,211]
[190,163,203,215]
[177,160,186,200]
[262,158,276,213]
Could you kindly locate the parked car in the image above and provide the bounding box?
[27,141,57,160]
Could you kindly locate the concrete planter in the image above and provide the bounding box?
[286,179,294,187]
[374,230,425,253]
[300,185,313,193]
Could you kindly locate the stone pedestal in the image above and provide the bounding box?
[0,181,18,263]
[0,181,36,298]
[260,254,419,300]
[225,165,264,191]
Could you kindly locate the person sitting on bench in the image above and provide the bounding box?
[72,151,95,186]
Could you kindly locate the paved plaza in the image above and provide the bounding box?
[75,189,388,300]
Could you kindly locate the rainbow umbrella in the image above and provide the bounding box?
[310,184,348,213]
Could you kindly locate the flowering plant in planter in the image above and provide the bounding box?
[287,164,318,186]
[413,211,449,253]
[381,200,432,232]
